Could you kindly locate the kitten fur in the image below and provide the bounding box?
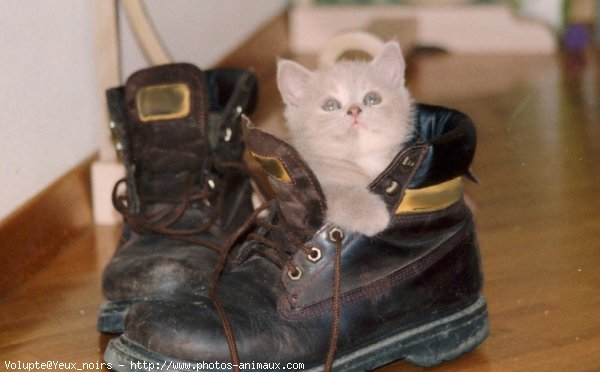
[277,41,413,236]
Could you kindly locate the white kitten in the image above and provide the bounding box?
[277,41,413,236]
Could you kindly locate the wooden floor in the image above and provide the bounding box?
[2,48,600,371]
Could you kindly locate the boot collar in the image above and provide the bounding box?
[243,103,476,227]
[125,63,209,133]
[370,103,477,215]
[410,103,477,188]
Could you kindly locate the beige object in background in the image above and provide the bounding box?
[92,0,123,225]
[317,31,385,68]
[290,2,557,55]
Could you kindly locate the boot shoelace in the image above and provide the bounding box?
[209,200,344,372]
[112,159,247,253]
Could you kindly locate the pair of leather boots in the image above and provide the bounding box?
[100,63,488,372]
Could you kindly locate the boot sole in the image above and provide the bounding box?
[104,295,487,371]
[322,295,489,371]
[98,300,135,334]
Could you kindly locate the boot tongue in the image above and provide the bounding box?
[124,63,210,200]
[242,118,327,231]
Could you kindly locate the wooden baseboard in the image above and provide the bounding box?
[0,156,95,298]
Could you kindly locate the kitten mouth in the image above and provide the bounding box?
[350,119,366,129]
[347,121,366,134]
[348,117,362,126]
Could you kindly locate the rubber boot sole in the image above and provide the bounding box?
[104,295,488,371]
[324,295,488,371]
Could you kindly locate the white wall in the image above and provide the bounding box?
[0,0,100,222]
[0,0,287,222]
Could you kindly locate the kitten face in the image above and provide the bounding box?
[276,41,412,236]
[277,41,413,162]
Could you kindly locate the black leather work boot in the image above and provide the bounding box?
[104,104,488,371]
[98,63,258,333]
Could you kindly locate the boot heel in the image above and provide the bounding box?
[404,296,489,367]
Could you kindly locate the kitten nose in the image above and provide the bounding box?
[347,105,362,117]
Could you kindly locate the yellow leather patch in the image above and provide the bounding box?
[251,152,292,183]
[396,177,463,214]
[136,83,190,122]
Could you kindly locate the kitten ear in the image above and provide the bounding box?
[277,59,311,107]
[370,41,406,88]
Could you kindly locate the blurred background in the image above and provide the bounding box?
[1,0,598,224]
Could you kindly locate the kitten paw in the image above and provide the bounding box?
[326,190,390,237]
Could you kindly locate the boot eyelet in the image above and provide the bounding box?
[401,154,417,170]
[223,127,233,142]
[236,105,243,116]
[385,180,399,195]
[287,265,303,281]
[307,247,322,262]
[207,178,216,190]
[328,227,344,242]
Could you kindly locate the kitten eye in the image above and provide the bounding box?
[321,98,341,111]
[363,91,382,106]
